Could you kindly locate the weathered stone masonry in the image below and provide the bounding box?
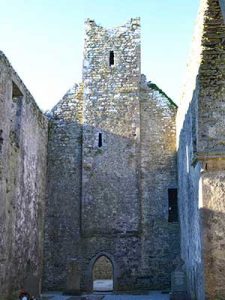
[4,7,225,298]
[2,1,225,298]
[43,84,83,290]
[43,18,180,293]
[0,52,48,299]
[177,0,225,299]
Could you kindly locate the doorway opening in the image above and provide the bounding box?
[92,255,113,292]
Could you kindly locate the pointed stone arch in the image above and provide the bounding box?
[87,252,118,292]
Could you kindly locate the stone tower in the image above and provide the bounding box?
[82,17,141,236]
[43,18,179,293]
[3,2,225,298]
[79,18,143,291]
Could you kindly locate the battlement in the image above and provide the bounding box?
[85,17,140,31]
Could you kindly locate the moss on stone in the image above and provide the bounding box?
[147,81,178,108]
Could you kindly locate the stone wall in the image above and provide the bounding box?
[139,78,180,289]
[197,0,225,156]
[177,0,225,298]
[80,18,142,292]
[176,1,207,298]
[82,18,141,235]
[201,164,225,299]
[43,84,83,290]
[177,84,205,299]
[43,18,180,293]
[0,52,48,299]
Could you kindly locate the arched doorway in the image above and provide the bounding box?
[92,255,113,292]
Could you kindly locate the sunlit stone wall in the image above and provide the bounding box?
[0,52,48,299]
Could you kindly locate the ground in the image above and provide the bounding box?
[93,280,113,291]
[41,291,170,300]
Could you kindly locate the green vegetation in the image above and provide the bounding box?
[147,82,178,108]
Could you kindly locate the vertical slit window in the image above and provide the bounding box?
[11,81,23,148]
[168,188,178,223]
[98,133,102,148]
[109,51,114,66]
[0,129,3,153]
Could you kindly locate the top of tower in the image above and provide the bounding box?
[84,17,140,34]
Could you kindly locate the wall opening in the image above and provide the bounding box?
[0,129,3,153]
[92,255,113,292]
[168,188,178,222]
[98,133,103,148]
[109,51,114,66]
[12,81,23,99]
[11,81,23,148]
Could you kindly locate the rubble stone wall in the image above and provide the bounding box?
[177,85,205,300]
[201,167,225,299]
[177,0,225,299]
[0,52,48,299]
[43,84,83,290]
[43,19,180,292]
[197,0,225,156]
[176,1,207,297]
[139,80,180,289]
[80,18,143,291]
[82,18,141,235]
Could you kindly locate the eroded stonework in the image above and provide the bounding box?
[43,18,179,293]
[177,0,225,299]
[0,52,48,299]
[3,2,225,298]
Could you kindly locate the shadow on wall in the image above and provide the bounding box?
[43,103,179,293]
[44,117,141,292]
[0,63,48,300]
[177,76,225,299]
[200,207,225,299]
[176,79,205,300]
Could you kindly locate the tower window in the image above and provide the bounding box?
[109,51,114,66]
[168,188,178,223]
[98,133,103,148]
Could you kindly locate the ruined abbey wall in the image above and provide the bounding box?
[198,1,225,298]
[43,19,180,293]
[177,86,204,299]
[0,52,48,299]
[2,2,225,298]
[176,2,205,297]
[139,79,179,289]
[177,0,225,298]
[81,18,141,236]
[80,18,142,291]
[43,84,83,290]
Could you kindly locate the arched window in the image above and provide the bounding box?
[92,255,113,291]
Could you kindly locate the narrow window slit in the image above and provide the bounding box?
[168,188,178,223]
[98,133,102,148]
[109,51,114,66]
[11,81,23,148]
[0,129,3,153]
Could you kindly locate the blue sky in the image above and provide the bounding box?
[0,0,199,110]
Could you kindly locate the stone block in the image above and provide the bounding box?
[171,271,186,292]
[24,273,40,298]
[65,259,81,295]
[171,270,190,300]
